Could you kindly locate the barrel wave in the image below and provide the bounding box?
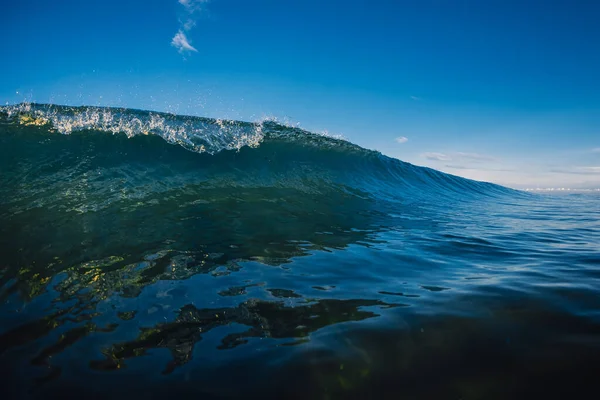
[1,104,599,399]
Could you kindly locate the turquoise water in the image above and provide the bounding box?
[1,104,599,399]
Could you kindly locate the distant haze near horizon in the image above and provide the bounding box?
[1,0,599,189]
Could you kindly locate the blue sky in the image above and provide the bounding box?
[2,0,599,189]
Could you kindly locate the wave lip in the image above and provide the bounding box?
[1,102,266,154]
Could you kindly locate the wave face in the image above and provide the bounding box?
[0,103,515,202]
[1,104,599,399]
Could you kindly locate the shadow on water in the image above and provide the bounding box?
[89,298,399,374]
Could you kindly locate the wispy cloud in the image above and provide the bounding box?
[550,166,600,175]
[592,147,600,153]
[454,152,496,162]
[410,96,422,101]
[172,31,197,53]
[445,165,513,172]
[422,152,452,161]
[179,0,208,12]
[395,136,408,144]
[183,19,196,31]
[172,0,209,55]
[579,167,600,174]
[421,151,495,163]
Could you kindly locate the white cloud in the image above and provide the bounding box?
[582,166,600,173]
[410,96,421,101]
[454,152,496,162]
[445,165,513,172]
[172,0,209,55]
[178,0,209,13]
[592,147,600,153]
[182,19,196,31]
[395,136,408,144]
[421,151,495,163]
[551,166,600,175]
[422,152,451,161]
[171,31,197,53]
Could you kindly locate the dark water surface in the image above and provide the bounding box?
[1,104,599,399]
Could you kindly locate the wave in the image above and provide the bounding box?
[0,103,517,205]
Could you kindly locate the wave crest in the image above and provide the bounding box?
[1,103,266,154]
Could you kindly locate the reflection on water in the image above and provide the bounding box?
[90,298,398,374]
[0,179,394,302]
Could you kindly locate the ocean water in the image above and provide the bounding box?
[1,104,599,399]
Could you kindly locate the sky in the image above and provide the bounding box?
[1,0,599,189]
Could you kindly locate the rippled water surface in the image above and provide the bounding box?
[1,105,600,399]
